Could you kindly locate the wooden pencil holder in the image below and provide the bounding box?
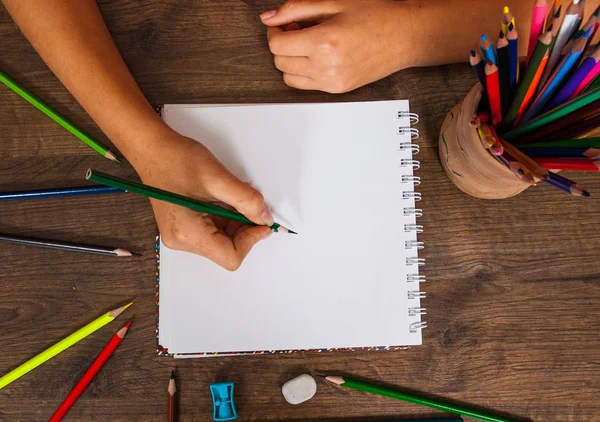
[439,84,530,199]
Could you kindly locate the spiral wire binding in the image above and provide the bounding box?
[399,109,426,334]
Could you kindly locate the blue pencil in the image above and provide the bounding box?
[0,185,124,201]
[545,171,590,197]
[516,146,600,158]
[507,23,519,89]
[521,37,587,123]
[480,35,497,65]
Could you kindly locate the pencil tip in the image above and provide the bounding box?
[470,49,476,56]
[481,34,488,41]
[288,230,298,235]
[503,6,509,13]
[105,151,121,164]
[171,370,175,379]
[508,22,514,31]
[130,251,142,257]
[582,190,591,198]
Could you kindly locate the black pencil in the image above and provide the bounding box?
[0,233,139,257]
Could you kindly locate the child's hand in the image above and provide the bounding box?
[261,0,414,93]
[134,128,273,271]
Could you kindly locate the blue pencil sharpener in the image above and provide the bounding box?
[210,382,238,421]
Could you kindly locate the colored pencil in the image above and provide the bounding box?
[501,6,515,35]
[516,146,600,158]
[517,113,600,143]
[168,370,177,422]
[497,32,511,117]
[48,322,131,422]
[480,35,497,65]
[542,0,585,89]
[507,23,520,89]
[522,36,587,122]
[485,61,502,125]
[0,185,123,201]
[547,171,591,197]
[0,233,139,257]
[545,172,591,198]
[522,137,600,148]
[499,138,549,180]
[470,50,487,90]
[0,70,120,163]
[577,125,600,138]
[505,28,553,128]
[501,85,600,140]
[527,0,549,63]
[546,0,561,31]
[85,169,296,234]
[0,303,132,390]
[536,4,564,91]
[584,73,600,93]
[535,157,600,170]
[510,99,600,143]
[323,376,518,422]
[571,46,600,98]
[548,47,600,109]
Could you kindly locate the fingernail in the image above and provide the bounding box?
[260,10,277,20]
[261,206,275,226]
[261,230,273,240]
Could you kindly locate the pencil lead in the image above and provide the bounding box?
[481,34,488,41]
[288,230,298,235]
[503,6,509,14]
[130,251,142,257]
[499,30,505,39]
[470,49,477,57]
[508,22,514,31]
[171,370,175,379]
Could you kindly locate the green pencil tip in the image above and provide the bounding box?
[114,158,122,164]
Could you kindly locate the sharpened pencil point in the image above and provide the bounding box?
[288,230,298,235]
[171,370,175,379]
[130,251,142,257]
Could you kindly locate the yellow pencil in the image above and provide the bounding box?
[0,302,132,390]
[501,6,516,35]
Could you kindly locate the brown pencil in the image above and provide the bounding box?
[168,370,177,422]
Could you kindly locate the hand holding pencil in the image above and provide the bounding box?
[104,134,282,271]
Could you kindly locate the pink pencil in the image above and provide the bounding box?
[527,0,549,64]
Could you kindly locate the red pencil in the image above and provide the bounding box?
[485,61,502,126]
[534,158,600,171]
[48,322,131,422]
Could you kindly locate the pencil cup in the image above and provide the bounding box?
[439,84,530,199]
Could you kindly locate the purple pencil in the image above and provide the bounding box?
[547,56,599,109]
[470,50,486,90]
[546,171,590,197]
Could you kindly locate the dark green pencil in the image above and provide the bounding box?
[323,376,519,422]
[86,169,295,233]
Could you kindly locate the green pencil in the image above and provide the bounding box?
[324,376,519,422]
[0,302,132,390]
[502,28,553,130]
[86,169,295,234]
[0,70,119,163]
[502,86,600,141]
[519,137,600,148]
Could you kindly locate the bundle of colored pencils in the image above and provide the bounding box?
[470,0,600,198]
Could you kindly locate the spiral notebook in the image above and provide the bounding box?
[157,101,424,358]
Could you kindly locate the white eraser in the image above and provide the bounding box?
[282,374,317,405]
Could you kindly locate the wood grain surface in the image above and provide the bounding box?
[1,1,599,421]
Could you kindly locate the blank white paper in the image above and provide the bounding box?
[158,101,422,355]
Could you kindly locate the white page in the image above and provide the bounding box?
[159,101,422,354]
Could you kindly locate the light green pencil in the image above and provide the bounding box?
[0,302,132,390]
[0,70,120,163]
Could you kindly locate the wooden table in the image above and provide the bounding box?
[1,1,600,421]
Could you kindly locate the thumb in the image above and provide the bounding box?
[208,173,274,227]
[260,0,340,26]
